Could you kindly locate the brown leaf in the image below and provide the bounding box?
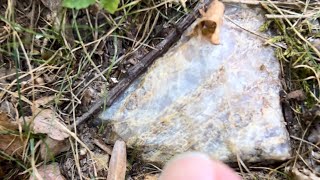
[0,112,25,157]
[32,109,69,141]
[190,0,225,44]
[0,112,18,131]
[82,89,93,107]
[286,90,306,101]
[107,140,127,180]
[0,113,23,156]
[0,134,25,157]
[0,112,26,157]
[31,163,66,180]
[40,137,70,161]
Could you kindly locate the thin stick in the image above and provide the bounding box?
[265,0,320,59]
[93,139,113,155]
[266,13,315,19]
[221,0,306,6]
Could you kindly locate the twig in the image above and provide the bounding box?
[221,0,305,6]
[70,0,212,129]
[222,0,261,5]
[266,13,315,19]
[224,15,286,49]
[265,0,320,59]
[93,139,113,155]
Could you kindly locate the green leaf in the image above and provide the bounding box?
[100,0,120,14]
[62,0,96,9]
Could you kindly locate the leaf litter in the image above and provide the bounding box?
[40,137,71,161]
[0,0,196,179]
[0,112,26,157]
[189,0,225,44]
[31,162,66,180]
[32,109,69,140]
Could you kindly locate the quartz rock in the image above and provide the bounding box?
[100,5,291,165]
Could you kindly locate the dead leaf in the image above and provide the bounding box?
[34,96,56,108]
[290,167,320,180]
[40,137,70,160]
[0,134,25,157]
[286,90,306,101]
[94,153,110,171]
[0,100,16,119]
[31,163,66,180]
[0,112,18,131]
[107,140,127,180]
[0,112,25,157]
[82,89,93,107]
[32,109,69,141]
[190,0,225,44]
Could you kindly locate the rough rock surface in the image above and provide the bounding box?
[100,5,291,165]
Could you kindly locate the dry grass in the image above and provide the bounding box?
[0,0,189,179]
[225,0,320,179]
[262,0,320,179]
[1,0,319,179]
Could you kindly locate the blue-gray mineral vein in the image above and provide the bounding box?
[100,5,291,165]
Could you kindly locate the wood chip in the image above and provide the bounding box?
[107,140,127,180]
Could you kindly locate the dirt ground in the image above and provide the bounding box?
[0,0,319,179]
